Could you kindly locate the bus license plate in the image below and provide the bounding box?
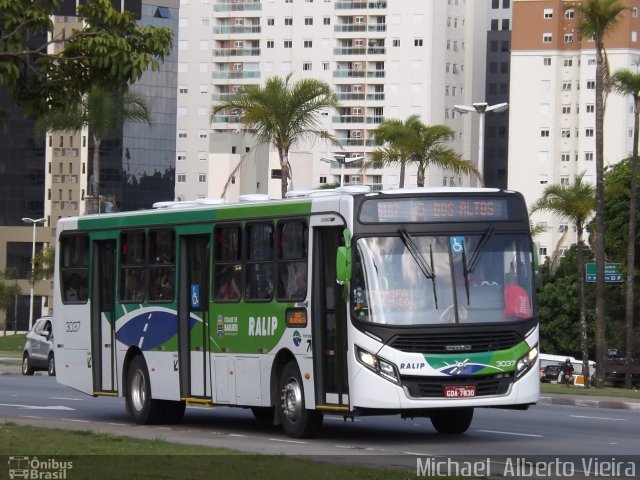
[444,386,476,398]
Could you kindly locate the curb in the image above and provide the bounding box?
[539,395,640,410]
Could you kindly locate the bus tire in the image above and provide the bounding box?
[126,355,165,425]
[430,408,474,434]
[278,361,323,438]
[162,400,186,424]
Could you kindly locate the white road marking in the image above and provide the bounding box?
[0,403,75,411]
[476,429,543,438]
[268,438,307,444]
[229,434,246,437]
[49,397,84,401]
[570,415,624,421]
[63,419,90,423]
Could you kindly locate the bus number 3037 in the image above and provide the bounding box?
[65,322,80,333]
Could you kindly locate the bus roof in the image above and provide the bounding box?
[56,186,516,232]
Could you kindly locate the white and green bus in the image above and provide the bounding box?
[53,186,539,438]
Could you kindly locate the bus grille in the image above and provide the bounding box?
[401,374,513,398]
[389,331,521,353]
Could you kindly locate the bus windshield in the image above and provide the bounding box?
[351,233,534,325]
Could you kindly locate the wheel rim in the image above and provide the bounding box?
[130,368,146,412]
[22,356,29,374]
[281,376,302,423]
[48,357,54,375]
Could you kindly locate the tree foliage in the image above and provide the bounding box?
[29,245,54,283]
[210,74,340,198]
[0,0,172,119]
[531,173,595,383]
[367,115,479,187]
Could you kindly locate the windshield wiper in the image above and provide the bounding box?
[467,225,495,274]
[398,229,438,309]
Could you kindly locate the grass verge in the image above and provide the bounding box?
[0,333,24,358]
[541,382,640,399]
[0,423,422,480]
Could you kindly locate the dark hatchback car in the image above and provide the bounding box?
[540,364,562,383]
[22,316,55,376]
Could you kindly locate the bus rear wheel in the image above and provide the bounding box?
[430,408,474,434]
[126,355,165,425]
[278,361,322,438]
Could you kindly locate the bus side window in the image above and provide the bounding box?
[119,231,146,303]
[60,235,89,304]
[245,223,274,301]
[276,221,308,301]
[214,224,243,302]
[148,230,175,302]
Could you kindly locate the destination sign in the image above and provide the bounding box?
[359,198,510,223]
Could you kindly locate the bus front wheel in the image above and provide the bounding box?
[430,408,474,434]
[126,355,165,425]
[278,361,323,438]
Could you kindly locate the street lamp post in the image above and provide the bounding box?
[453,102,508,186]
[22,217,45,330]
[320,154,364,187]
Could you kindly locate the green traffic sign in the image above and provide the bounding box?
[585,263,623,283]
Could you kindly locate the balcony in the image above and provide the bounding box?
[332,115,365,123]
[335,1,387,9]
[337,138,379,147]
[336,92,365,101]
[334,24,367,33]
[366,93,385,101]
[52,174,79,184]
[212,70,260,79]
[213,48,260,57]
[213,25,261,34]
[211,114,242,123]
[214,2,262,12]
[368,24,386,32]
[52,201,79,211]
[366,116,384,124]
[334,47,366,55]
[334,69,386,79]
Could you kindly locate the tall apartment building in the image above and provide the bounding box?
[176,0,495,201]
[509,0,640,260]
[0,0,179,330]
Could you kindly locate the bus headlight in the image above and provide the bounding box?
[356,346,399,384]
[515,345,538,379]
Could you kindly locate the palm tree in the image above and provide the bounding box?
[210,74,340,198]
[369,116,479,188]
[37,86,152,213]
[368,115,422,188]
[412,123,480,187]
[575,0,625,388]
[611,67,640,389]
[531,172,596,387]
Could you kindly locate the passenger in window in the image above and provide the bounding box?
[285,262,307,298]
[126,270,145,302]
[65,274,81,302]
[216,266,241,301]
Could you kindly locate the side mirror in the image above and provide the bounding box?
[336,228,352,285]
[336,246,351,284]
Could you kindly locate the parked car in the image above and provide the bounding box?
[22,316,55,376]
[539,364,563,383]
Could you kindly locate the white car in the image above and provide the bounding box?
[22,316,55,376]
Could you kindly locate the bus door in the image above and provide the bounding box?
[178,235,211,399]
[91,240,118,393]
[311,227,349,407]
